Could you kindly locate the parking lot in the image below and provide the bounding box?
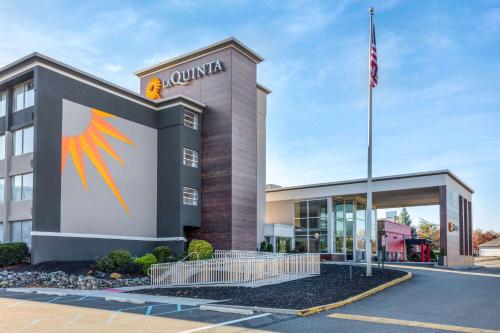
[3,264,500,333]
[0,290,291,332]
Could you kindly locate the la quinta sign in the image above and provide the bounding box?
[145,60,224,100]
[164,59,224,88]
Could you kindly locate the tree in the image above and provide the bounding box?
[417,219,440,252]
[398,208,412,225]
[398,208,417,238]
[473,229,499,251]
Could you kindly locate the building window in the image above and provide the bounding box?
[333,200,376,260]
[12,126,34,156]
[0,178,4,203]
[183,110,198,130]
[294,199,328,253]
[13,80,34,112]
[183,187,198,206]
[183,148,199,168]
[10,220,32,246]
[0,91,6,117]
[0,135,4,160]
[11,173,33,201]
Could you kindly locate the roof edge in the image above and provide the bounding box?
[134,37,264,77]
[257,82,272,94]
[0,52,156,106]
[266,170,474,194]
[156,95,205,113]
[478,237,500,247]
[0,52,207,112]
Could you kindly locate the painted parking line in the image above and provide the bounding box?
[328,313,500,333]
[20,319,43,330]
[0,295,65,307]
[177,313,272,333]
[47,296,65,303]
[61,314,84,329]
[145,305,153,316]
[153,307,195,316]
[0,292,56,300]
[106,303,177,323]
[47,296,100,305]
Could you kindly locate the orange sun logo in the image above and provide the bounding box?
[145,77,162,100]
[61,109,134,213]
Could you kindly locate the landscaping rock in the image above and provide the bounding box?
[0,269,149,290]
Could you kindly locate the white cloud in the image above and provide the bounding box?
[104,64,122,72]
[273,1,346,37]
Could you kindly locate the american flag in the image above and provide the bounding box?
[370,22,378,88]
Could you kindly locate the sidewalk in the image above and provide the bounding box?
[5,287,217,306]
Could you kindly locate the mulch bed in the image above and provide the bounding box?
[6,261,94,276]
[133,264,407,310]
[5,261,146,279]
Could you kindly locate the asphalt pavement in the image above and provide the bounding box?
[1,264,499,332]
[259,265,500,332]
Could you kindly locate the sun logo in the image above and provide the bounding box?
[145,77,162,100]
[61,109,134,213]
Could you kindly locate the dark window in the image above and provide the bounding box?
[459,195,464,255]
[183,148,199,168]
[11,173,33,201]
[464,198,469,256]
[468,201,473,256]
[0,91,6,117]
[12,126,34,156]
[183,187,198,206]
[183,110,199,130]
[13,80,34,112]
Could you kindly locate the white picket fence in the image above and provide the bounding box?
[212,250,287,259]
[149,252,320,287]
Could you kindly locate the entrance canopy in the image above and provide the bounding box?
[266,170,472,206]
[264,170,474,267]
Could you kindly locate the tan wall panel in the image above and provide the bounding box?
[266,200,294,226]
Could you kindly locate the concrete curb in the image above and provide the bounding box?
[206,304,297,316]
[105,297,145,304]
[5,288,34,294]
[36,291,67,297]
[4,288,217,306]
[296,272,413,316]
[191,272,413,317]
[200,305,253,315]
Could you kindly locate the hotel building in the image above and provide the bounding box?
[0,37,473,267]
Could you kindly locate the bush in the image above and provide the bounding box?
[95,249,132,273]
[259,241,267,252]
[134,253,157,274]
[188,240,213,260]
[151,246,173,263]
[95,257,114,273]
[408,253,421,262]
[121,261,144,276]
[266,243,273,252]
[0,242,29,267]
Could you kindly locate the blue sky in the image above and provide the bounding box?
[1,0,499,231]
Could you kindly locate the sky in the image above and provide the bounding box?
[0,0,499,231]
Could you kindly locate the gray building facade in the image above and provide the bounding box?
[0,38,268,263]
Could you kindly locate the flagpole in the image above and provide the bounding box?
[366,6,375,277]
